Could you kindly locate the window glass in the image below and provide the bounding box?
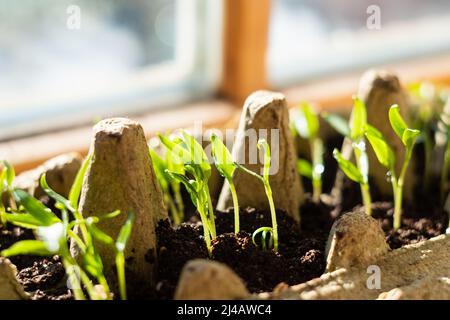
[268,0,450,86]
[0,0,222,140]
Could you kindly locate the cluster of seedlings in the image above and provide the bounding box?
[322,99,420,228]
[294,82,450,232]
[153,131,279,252]
[0,157,133,300]
[0,76,449,300]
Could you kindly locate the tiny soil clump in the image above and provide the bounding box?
[155,206,332,299]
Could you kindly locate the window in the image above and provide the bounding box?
[0,0,222,140]
[268,0,450,87]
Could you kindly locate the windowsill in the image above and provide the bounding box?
[3,53,450,174]
[0,99,240,173]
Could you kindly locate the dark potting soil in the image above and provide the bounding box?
[2,192,446,300]
[155,204,333,299]
[0,223,70,300]
[367,201,448,249]
[0,195,70,300]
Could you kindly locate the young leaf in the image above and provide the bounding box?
[165,170,197,197]
[257,139,271,183]
[321,112,350,137]
[365,125,395,170]
[333,149,364,183]
[115,213,134,301]
[5,213,44,229]
[181,131,211,175]
[82,248,104,278]
[158,134,192,165]
[210,134,235,180]
[182,131,204,165]
[98,210,121,221]
[389,104,407,140]
[402,128,421,149]
[0,168,6,210]
[295,102,319,139]
[389,105,421,147]
[88,224,115,246]
[40,173,71,209]
[350,97,367,140]
[297,159,313,179]
[116,212,134,253]
[1,240,54,257]
[166,149,185,175]
[0,160,15,187]
[69,153,92,211]
[149,148,170,192]
[12,189,60,226]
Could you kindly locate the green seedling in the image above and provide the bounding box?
[149,146,184,224]
[408,82,447,191]
[388,105,421,229]
[0,160,16,225]
[321,112,350,137]
[293,102,324,203]
[0,155,133,300]
[330,97,372,215]
[166,148,185,222]
[252,226,274,251]
[365,105,420,230]
[236,139,279,252]
[159,131,216,252]
[440,105,450,206]
[210,133,240,233]
[443,135,450,206]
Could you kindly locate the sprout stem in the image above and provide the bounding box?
[393,146,414,230]
[441,141,450,203]
[236,163,279,252]
[173,186,185,221]
[393,181,403,230]
[63,259,86,300]
[165,194,181,225]
[264,183,278,252]
[310,139,323,203]
[197,199,212,253]
[360,183,372,215]
[116,252,127,300]
[312,179,322,203]
[205,185,216,239]
[353,143,372,215]
[423,129,433,191]
[98,274,111,299]
[228,182,240,234]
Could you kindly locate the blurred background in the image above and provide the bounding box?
[1,0,450,145]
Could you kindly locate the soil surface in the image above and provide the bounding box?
[0,223,71,300]
[155,204,332,299]
[1,190,447,300]
[369,201,448,249]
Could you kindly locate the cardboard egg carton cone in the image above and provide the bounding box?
[217,91,303,222]
[71,118,168,297]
